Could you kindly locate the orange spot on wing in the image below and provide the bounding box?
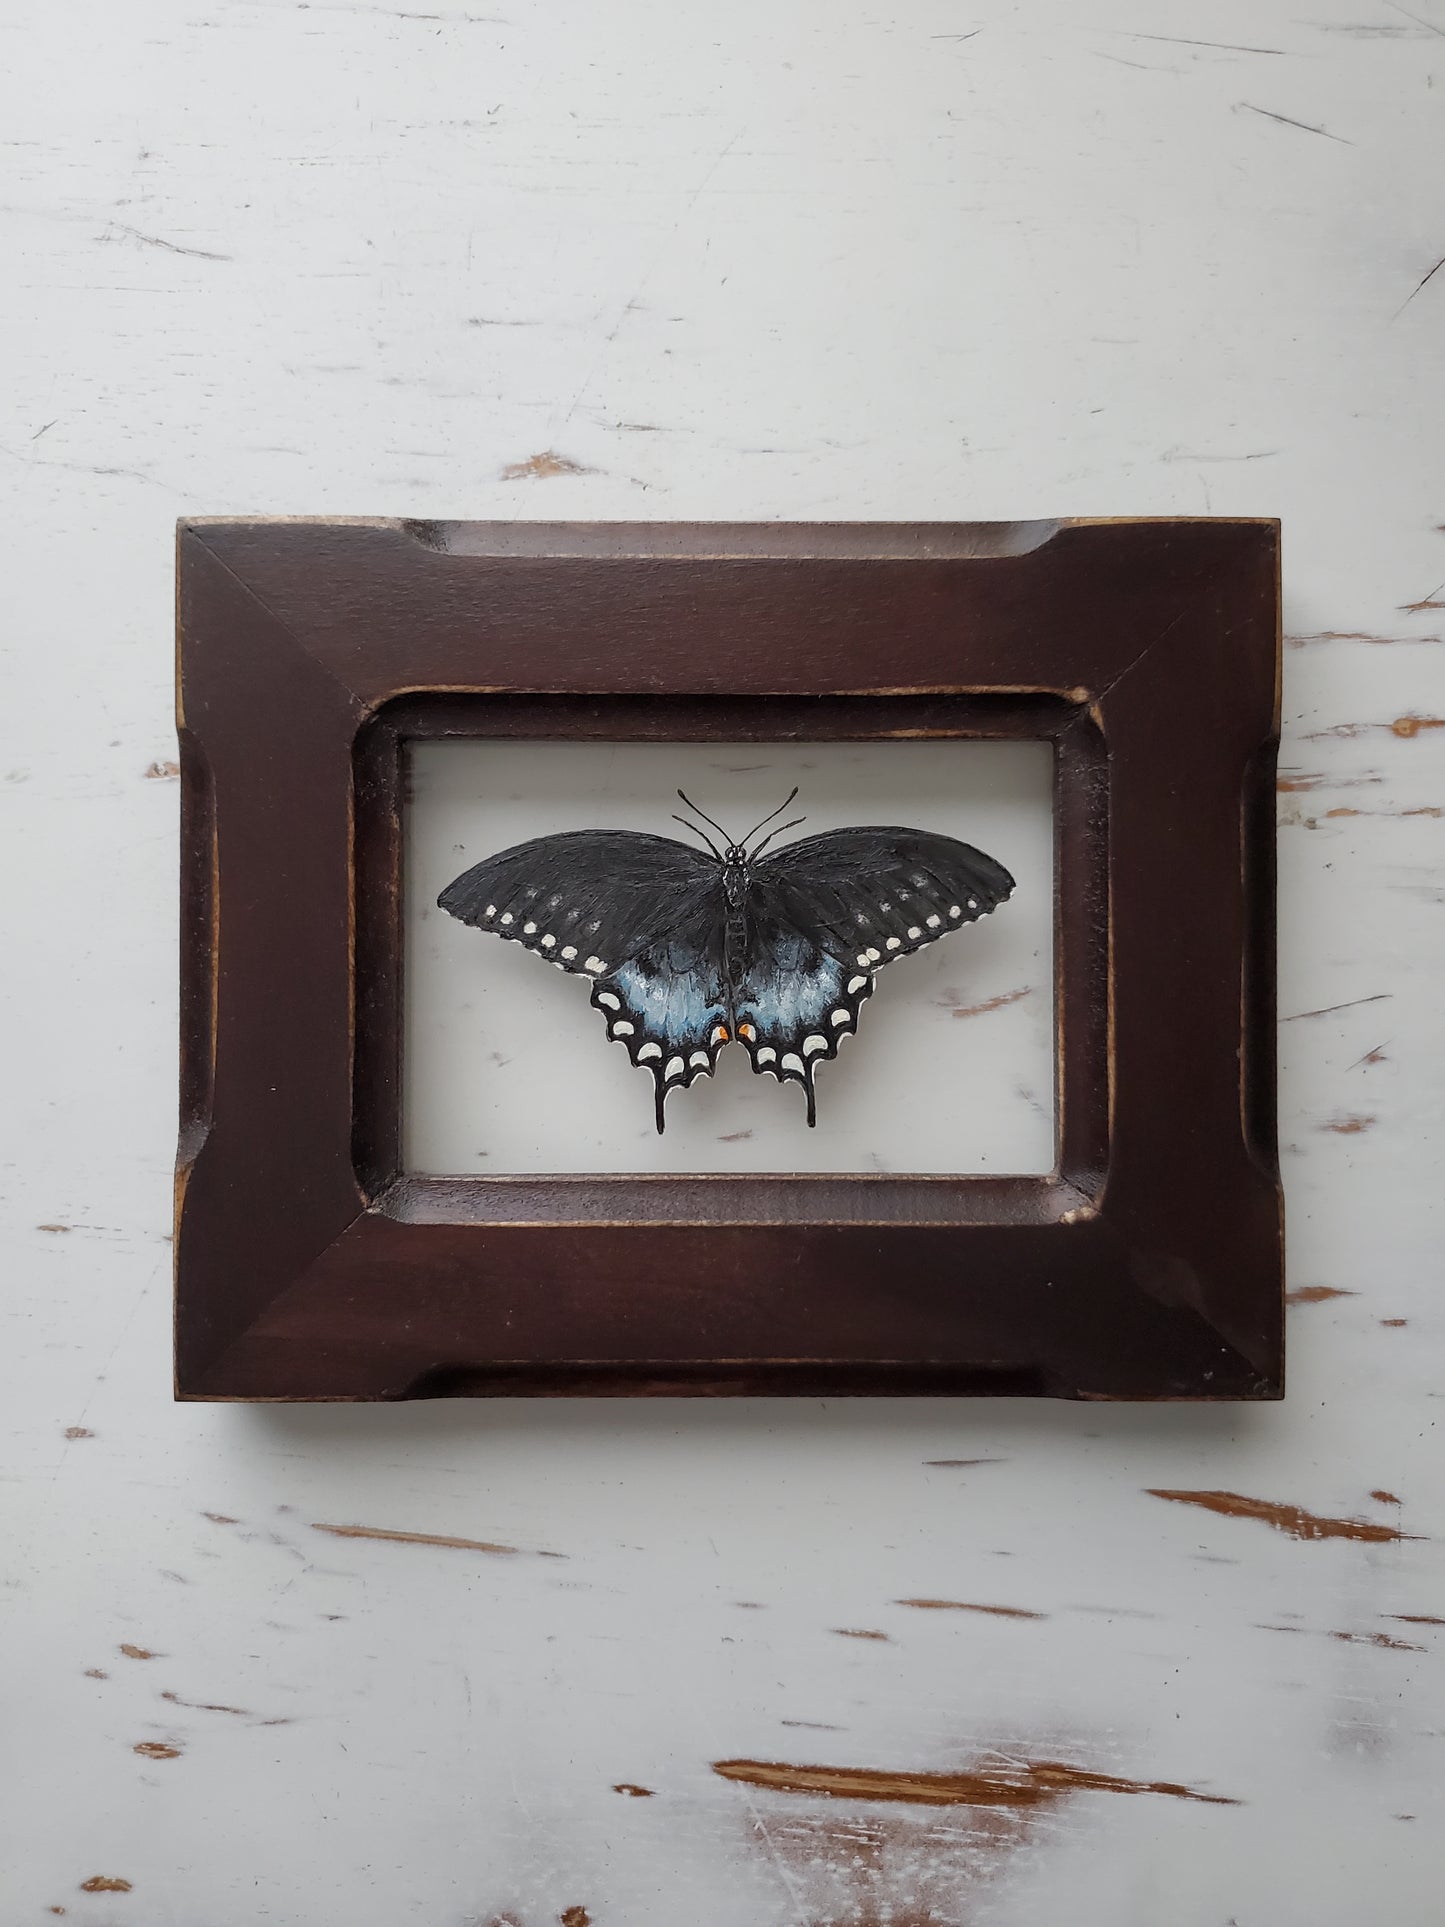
[738,1023,753,1039]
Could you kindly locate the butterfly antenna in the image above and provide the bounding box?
[672,813,724,861]
[675,789,732,844]
[749,815,807,860]
[741,787,800,849]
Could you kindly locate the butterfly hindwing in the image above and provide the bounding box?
[758,827,1014,973]
[593,940,732,1134]
[731,903,873,1127]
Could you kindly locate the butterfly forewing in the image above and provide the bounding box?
[439,830,719,977]
[759,827,1014,971]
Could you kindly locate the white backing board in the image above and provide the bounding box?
[404,738,1055,1174]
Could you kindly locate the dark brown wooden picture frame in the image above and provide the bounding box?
[175,518,1282,1402]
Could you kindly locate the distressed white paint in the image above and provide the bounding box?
[405,739,1054,1174]
[2,0,1444,1922]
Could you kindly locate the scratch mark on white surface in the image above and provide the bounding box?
[0,442,174,491]
[1163,446,1280,462]
[1395,251,1445,317]
[1237,102,1353,143]
[106,221,232,261]
[1386,0,1445,37]
[1346,1041,1391,1070]
[1281,992,1391,1021]
[1119,30,1287,53]
[161,1689,250,1716]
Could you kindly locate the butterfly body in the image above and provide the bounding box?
[439,801,1014,1133]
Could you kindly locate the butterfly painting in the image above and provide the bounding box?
[438,791,1015,1134]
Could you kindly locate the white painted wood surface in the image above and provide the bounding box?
[3,2,1443,1921]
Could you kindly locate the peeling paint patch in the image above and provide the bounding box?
[500,450,593,481]
[84,1669,108,1680]
[1147,1489,1419,1543]
[79,1877,131,1894]
[832,1627,891,1641]
[1331,1629,1424,1653]
[612,1782,654,1797]
[119,1644,158,1660]
[64,1426,93,1439]
[1323,1113,1375,1134]
[712,1755,1238,1808]
[132,1742,181,1760]
[1391,1614,1445,1627]
[1287,1285,1357,1304]
[1278,771,1382,792]
[37,1223,70,1233]
[895,1598,1046,1620]
[143,760,180,779]
[1372,1491,1403,1505]
[204,1511,239,1525]
[559,1910,592,1927]
[1380,1317,1408,1328]
[1287,630,1445,646]
[949,986,1033,1019]
[311,1521,555,1557]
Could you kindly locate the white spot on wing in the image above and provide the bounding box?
[690,1050,710,1069]
[541,934,556,948]
[886,936,901,950]
[500,913,514,926]
[596,991,620,1010]
[803,1034,827,1054]
[907,926,921,939]
[847,975,868,994]
[949,905,962,918]
[781,1052,805,1074]
[523,921,537,935]
[483,904,496,919]
[756,1046,776,1065]
[856,953,871,967]
[830,1008,850,1027]
[561,945,577,960]
[613,1021,634,1036]
[927,914,941,928]
[665,1055,685,1080]
[637,1042,661,1061]
[584,955,606,973]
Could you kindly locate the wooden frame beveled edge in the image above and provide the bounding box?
[175,517,1283,1403]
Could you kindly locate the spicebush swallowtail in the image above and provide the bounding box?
[439,790,1015,1133]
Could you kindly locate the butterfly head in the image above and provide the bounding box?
[673,787,807,866]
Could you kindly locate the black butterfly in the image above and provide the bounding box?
[438,790,1015,1134]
